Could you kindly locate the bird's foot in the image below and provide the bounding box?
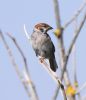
[39,57,44,63]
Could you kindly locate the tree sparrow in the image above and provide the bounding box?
[31,23,58,72]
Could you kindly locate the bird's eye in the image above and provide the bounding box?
[40,28,44,32]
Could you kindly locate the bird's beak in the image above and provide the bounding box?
[46,26,53,32]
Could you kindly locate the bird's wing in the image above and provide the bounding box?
[52,42,55,52]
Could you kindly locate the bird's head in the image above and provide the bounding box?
[34,23,53,33]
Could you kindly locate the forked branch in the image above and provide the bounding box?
[0,31,38,100]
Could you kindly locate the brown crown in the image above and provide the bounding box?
[35,23,51,29]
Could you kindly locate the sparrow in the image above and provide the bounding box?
[31,23,58,72]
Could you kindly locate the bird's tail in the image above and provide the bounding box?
[49,56,58,72]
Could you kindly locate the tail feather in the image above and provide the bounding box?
[49,57,58,72]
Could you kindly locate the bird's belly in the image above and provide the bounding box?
[31,33,53,59]
[38,42,52,59]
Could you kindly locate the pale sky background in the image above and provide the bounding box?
[0,0,86,100]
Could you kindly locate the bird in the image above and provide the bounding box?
[31,23,58,72]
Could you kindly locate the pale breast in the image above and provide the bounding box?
[31,31,54,58]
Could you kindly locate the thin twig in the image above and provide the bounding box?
[23,70,39,100]
[63,0,86,29]
[6,33,39,100]
[61,11,86,87]
[39,60,67,100]
[58,11,86,99]
[73,19,77,84]
[67,12,86,58]
[53,0,61,28]
[76,82,86,94]
[7,32,29,73]
[73,20,81,99]
[52,0,71,100]
[81,95,86,100]
[53,11,86,100]
[0,31,31,97]
[24,24,31,41]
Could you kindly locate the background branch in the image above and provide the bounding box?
[39,60,67,100]
[0,31,39,100]
[53,0,61,28]
[24,24,31,41]
[52,0,71,99]
[76,82,86,94]
[73,20,81,99]
[7,32,29,73]
[67,12,86,57]
[7,33,39,100]
[60,10,86,86]
[0,31,31,97]
[53,0,86,99]
[63,0,86,29]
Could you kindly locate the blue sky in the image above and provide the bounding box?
[0,0,86,100]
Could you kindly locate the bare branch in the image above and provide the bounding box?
[0,31,31,97]
[39,60,67,100]
[63,0,86,29]
[73,20,81,99]
[76,82,86,94]
[7,32,29,73]
[60,11,86,89]
[81,95,86,100]
[53,11,86,100]
[24,24,31,41]
[53,0,61,28]
[67,12,86,58]
[73,20,77,83]
[23,70,39,100]
[58,11,86,99]
[6,33,39,100]
[52,0,71,99]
